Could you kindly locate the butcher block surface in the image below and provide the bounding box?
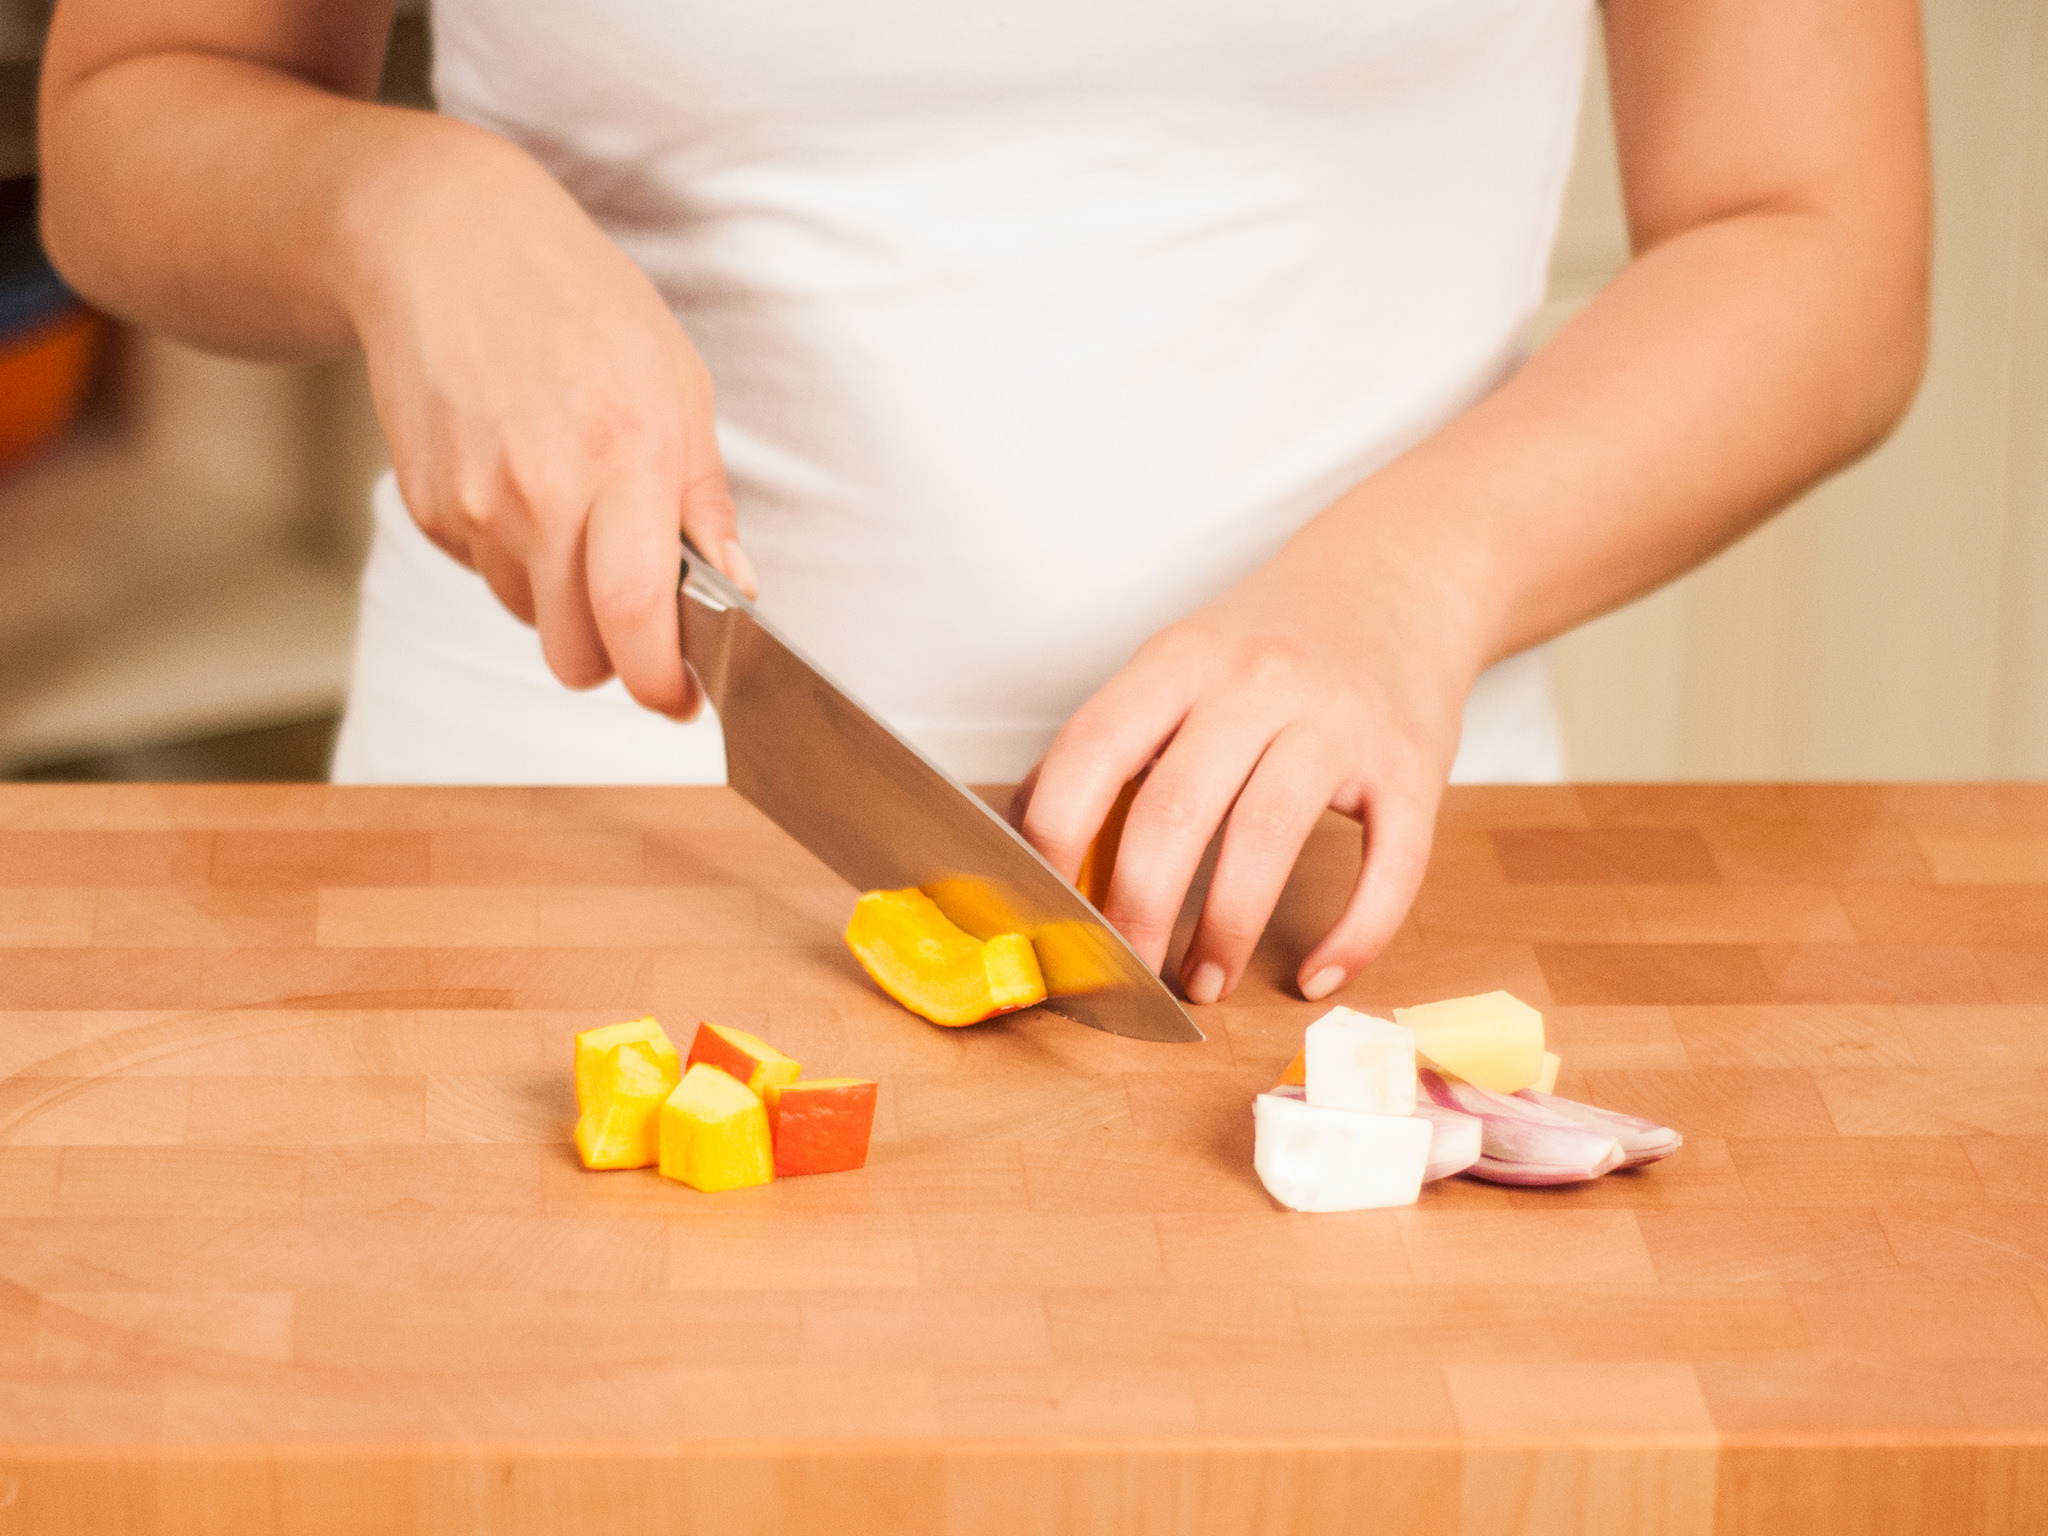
[1,782,2046,1535]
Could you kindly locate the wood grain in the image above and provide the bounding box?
[1,783,2045,1534]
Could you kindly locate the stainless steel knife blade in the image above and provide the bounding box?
[677,543,1202,1043]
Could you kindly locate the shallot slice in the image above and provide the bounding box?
[1417,1069,1624,1186]
[1514,1089,1682,1168]
[1411,1102,1482,1182]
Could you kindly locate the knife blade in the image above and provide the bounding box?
[677,543,1202,1043]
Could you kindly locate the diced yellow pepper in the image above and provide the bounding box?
[685,1020,802,1097]
[659,1063,774,1192]
[1392,991,1546,1093]
[572,1019,682,1170]
[575,1017,679,1113]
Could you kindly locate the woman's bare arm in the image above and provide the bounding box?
[1017,0,1930,1004]
[39,0,753,714]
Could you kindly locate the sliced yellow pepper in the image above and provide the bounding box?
[845,887,1046,1026]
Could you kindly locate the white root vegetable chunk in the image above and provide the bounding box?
[1270,1085,1481,1183]
[1253,1091,1431,1212]
[1303,1006,1416,1115]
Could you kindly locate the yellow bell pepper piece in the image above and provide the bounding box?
[572,1018,682,1170]
[659,1063,774,1192]
[845,887,1046,1027]
[575,1017,679,1113]
[685,1019,802,1097]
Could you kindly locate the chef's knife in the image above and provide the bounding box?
[677,542,1202,1043]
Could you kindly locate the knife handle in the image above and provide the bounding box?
[677,534,753,615]
[676,538,751,713]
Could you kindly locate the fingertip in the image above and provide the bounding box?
[722,540,759,602]
[1184,961,1226,1006]
[672,672,706,723]
[1299,964,1346,1002]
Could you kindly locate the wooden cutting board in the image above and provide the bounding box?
[1,782,2045,1535]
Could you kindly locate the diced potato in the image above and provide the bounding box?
[1535,1050,1561,1095]
[659,1063,774,1192]
[1303,1006,1416,1116]
[1392,990,1545,1093]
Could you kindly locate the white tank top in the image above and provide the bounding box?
[335,0,1588,785]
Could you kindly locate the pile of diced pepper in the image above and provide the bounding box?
[573,1017,877,1192]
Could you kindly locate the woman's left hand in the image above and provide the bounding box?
[1018,0,1931,1008]
[1014,545,1483,1006]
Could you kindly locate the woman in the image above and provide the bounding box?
[36,0,1928,1005]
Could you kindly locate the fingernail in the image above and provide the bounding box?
[1185,962,1225,1006]
[723,541,760,601]
[1301,965,1346,1001]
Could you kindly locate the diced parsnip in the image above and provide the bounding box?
[1252,1091,1431,1212]
[1393,991,1545,1093]
[1270,1086,1482,1184]
[1303,1006,1416,1116]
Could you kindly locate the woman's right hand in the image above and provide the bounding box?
[341,127,753,719]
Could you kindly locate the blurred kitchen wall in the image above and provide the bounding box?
[0,3,422,780]
[0,3,2041,783]
[1544,1,2048,780]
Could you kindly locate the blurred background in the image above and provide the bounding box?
[0,2,2040,784]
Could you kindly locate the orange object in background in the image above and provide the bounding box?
[1075,778,1139,910]
[844,887,1046,1026]
[0,306,100,478]
[765,1077,878,1176]
[684,1020,802,1096]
